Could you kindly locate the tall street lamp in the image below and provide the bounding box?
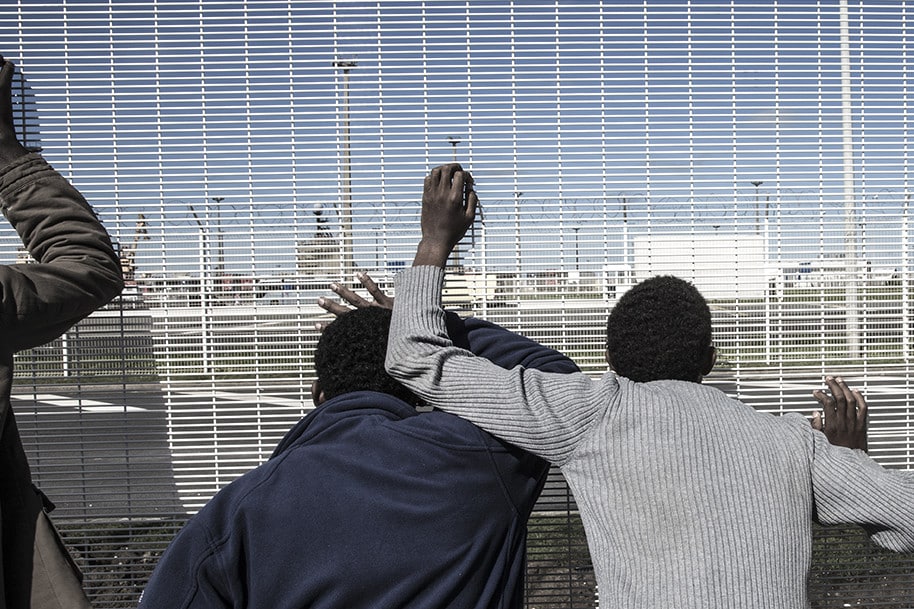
[751,181,763,234]
[620,195,630,272]
[573,226,580,271]
[447,136,461,162]
[334,59,357,275]
[212,196,224,272]
[186,202,212,375]
[839,0,861,356]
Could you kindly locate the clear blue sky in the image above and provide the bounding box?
[0,1,909,274]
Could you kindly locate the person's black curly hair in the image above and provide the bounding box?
[315,306,418,404]
[606,275,712,383]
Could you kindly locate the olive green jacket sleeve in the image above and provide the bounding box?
[0,153,124,352]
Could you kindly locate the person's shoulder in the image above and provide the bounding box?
[270,392,419,452]
[203,459,276,510]
[284,393,501,450]
[301,392,419,428]
[390,408,502,449]
[405,407,477,433]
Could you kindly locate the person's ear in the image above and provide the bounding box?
[605,348,615,372]
[701,345,717,377]
[311,379,327,406]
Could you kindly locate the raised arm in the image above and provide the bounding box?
[0,58,123,351]
[384,164,609,465]
[410,163,477,268]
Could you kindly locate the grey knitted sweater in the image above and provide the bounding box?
[386,266,914,609]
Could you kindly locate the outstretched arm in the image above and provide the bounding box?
[0,58,123,350]
[807,377,914,551]
[810,426,914,552]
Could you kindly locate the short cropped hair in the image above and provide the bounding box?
[606,275,712,383]
[315,306,418,404]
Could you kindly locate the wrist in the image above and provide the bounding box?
[412,238,452,268]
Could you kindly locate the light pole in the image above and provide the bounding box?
[860,194,877,265]
[371,226,381,270]
[514,192,523,284]
[620,195,630,273]
[447,136,461,162]
[839,0,861,356]
[187,203,212,376]
[334,59,357,276]
[212,196,224,273]
[751,181,763,234]
[573,226,580,271]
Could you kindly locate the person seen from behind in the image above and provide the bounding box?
[0,56,124,609]
[138,274,579,609]
[385,162,914,609]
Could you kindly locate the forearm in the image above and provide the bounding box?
[809,422,914,552]
[411,238,451,268]
[0,153,124,348]
[386,266,602,464]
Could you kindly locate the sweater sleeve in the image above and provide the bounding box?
[807,418,914,552]
[386,265,613,465]
[0,153,124,351]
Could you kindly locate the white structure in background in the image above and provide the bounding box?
[777,254,877,290]
[601,265,636,301]
[631,233,768,300]
[443,271,497,309]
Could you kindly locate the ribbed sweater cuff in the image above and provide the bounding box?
[389,265,452,361]
[394,265,446,311]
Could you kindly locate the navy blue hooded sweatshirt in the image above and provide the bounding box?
[139,316,579,609]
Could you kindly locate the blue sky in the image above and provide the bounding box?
[0,1,910,274]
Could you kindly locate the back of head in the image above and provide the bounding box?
[606,275,712,383]
[315,306,418,404]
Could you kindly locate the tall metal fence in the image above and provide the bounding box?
[3,1,914,607]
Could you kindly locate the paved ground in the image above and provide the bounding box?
[13,369,913,519]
